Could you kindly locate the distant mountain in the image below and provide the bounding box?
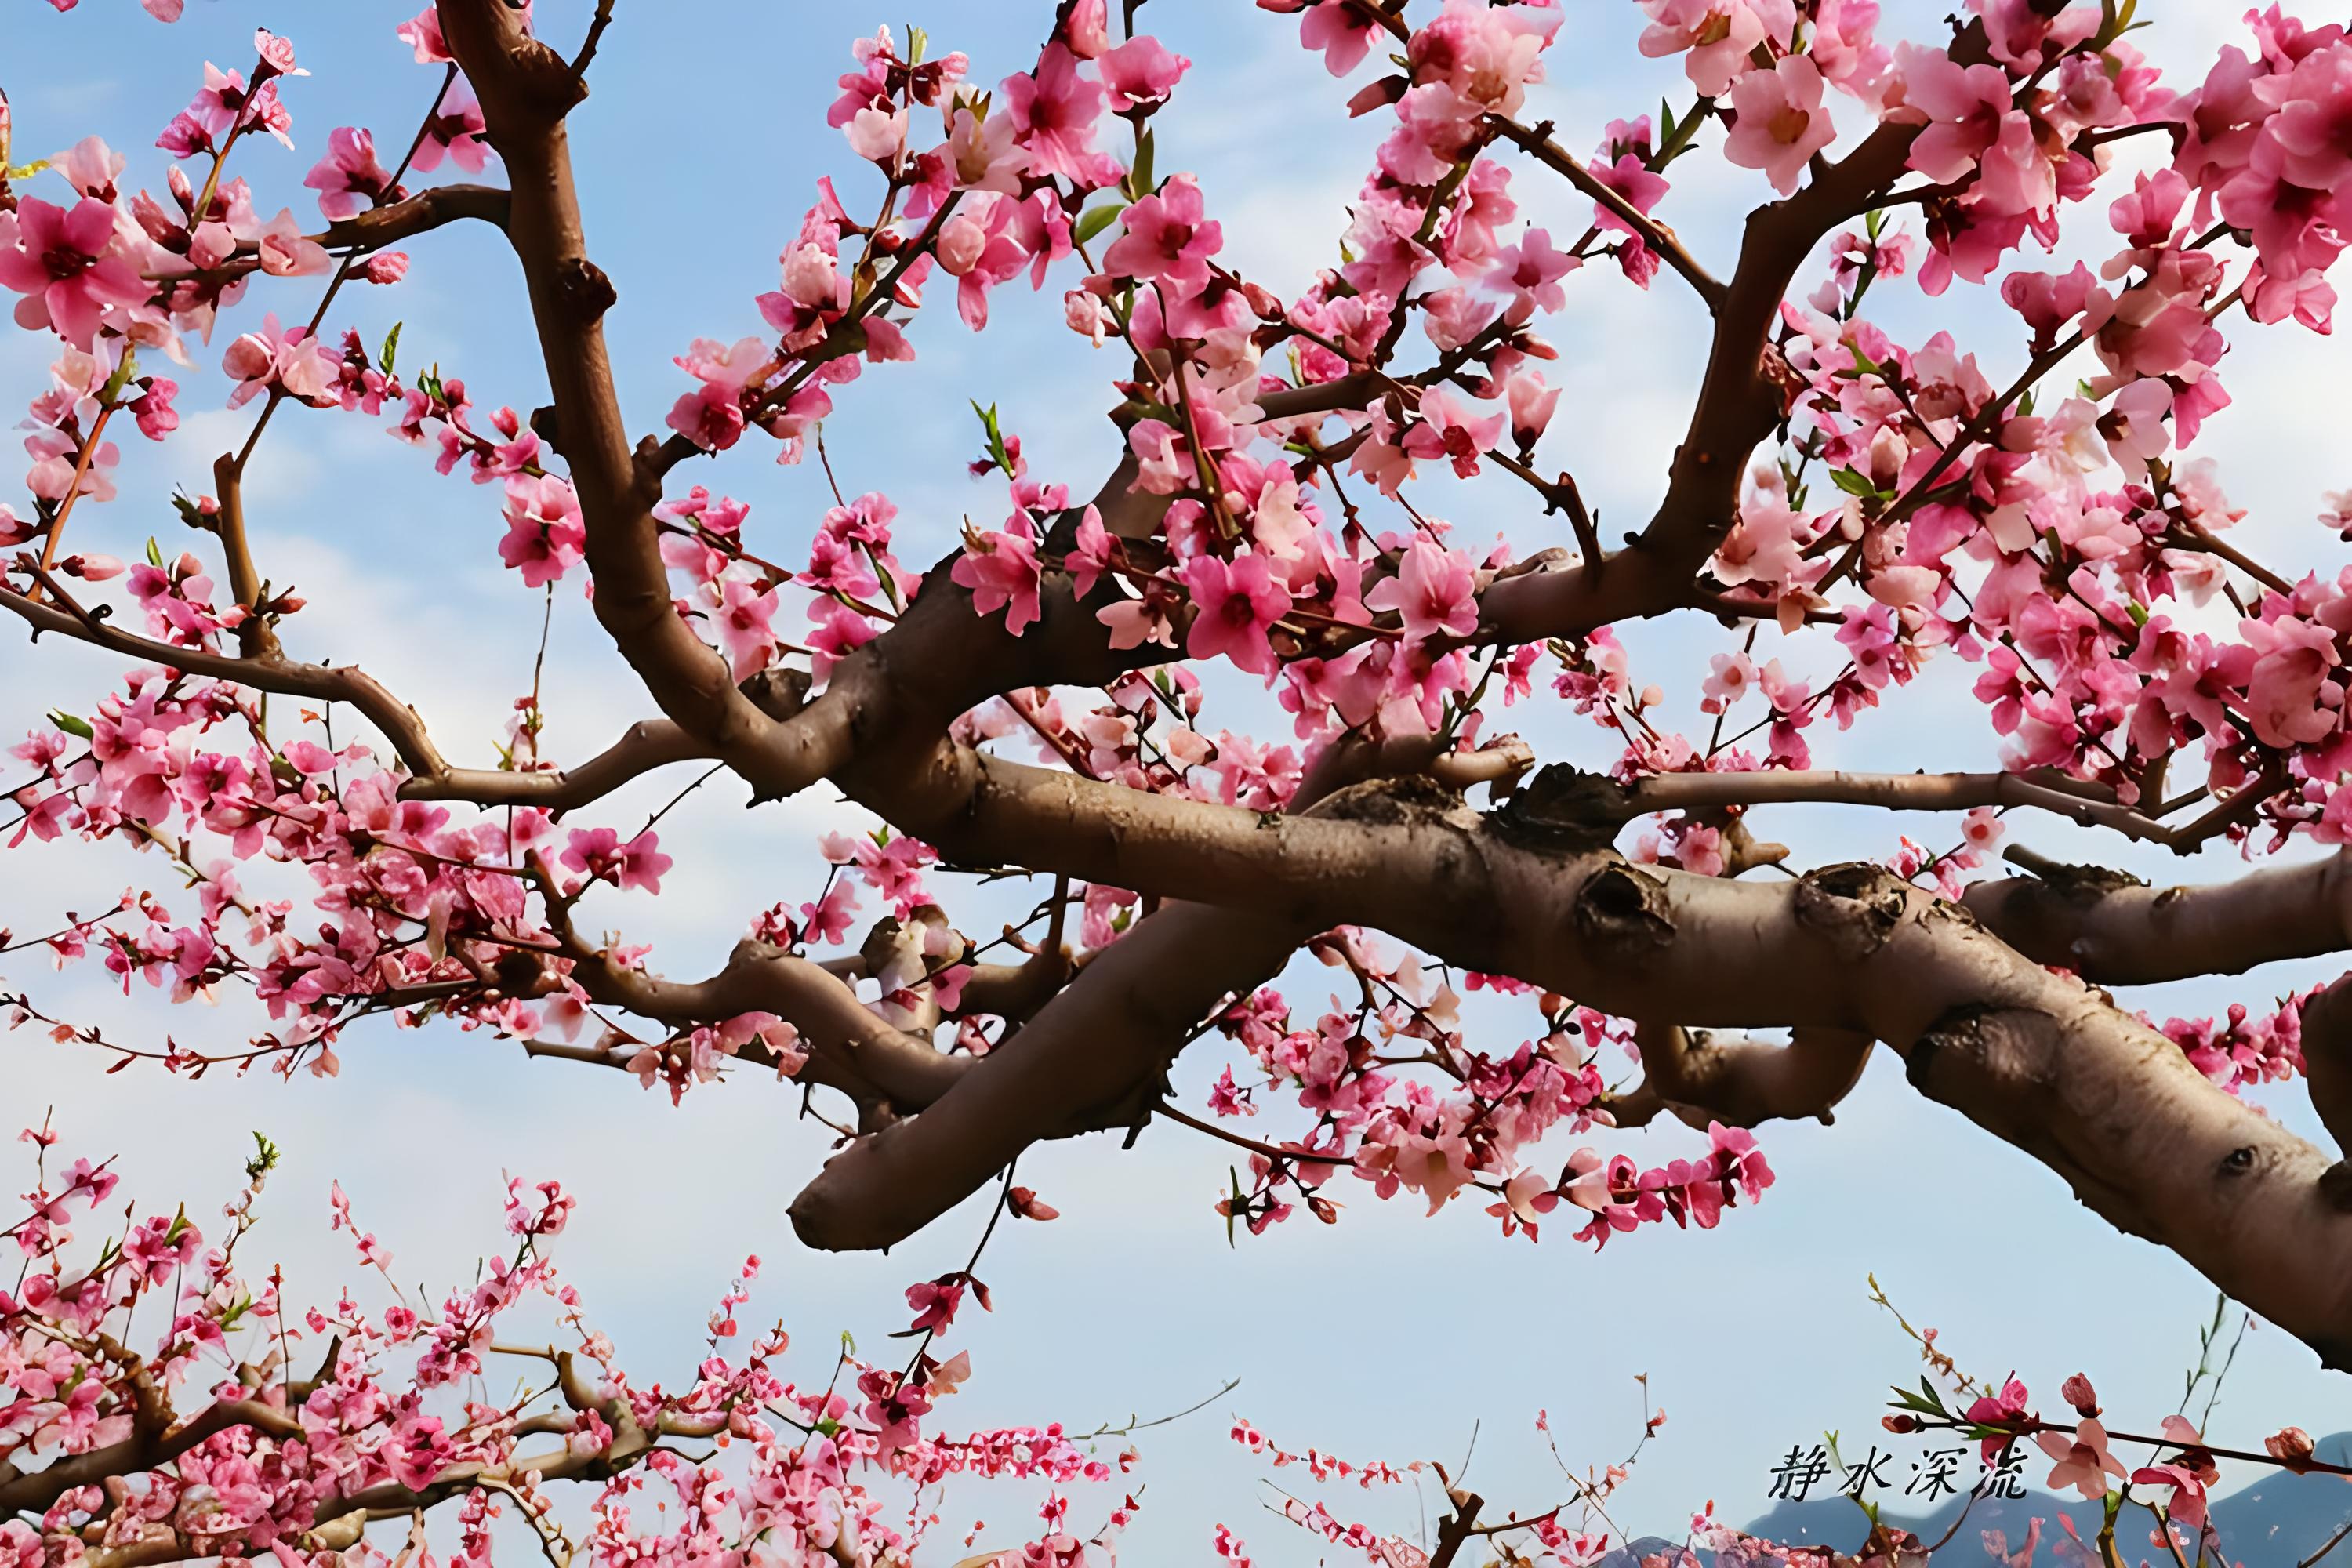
[1595,1436,2352,1567]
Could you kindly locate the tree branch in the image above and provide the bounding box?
[789,760,2352,1367]
[1608,1021,1873,1130]
[1963,848,2352,985]
[0,578,695,815]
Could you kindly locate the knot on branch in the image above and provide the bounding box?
[1759,341,1807,416]
[2014,853,2149,903]
[1795,862,1911,959]
[1486,762,1632,851]
[557,256,616,322]
[1314,770,1468,827]
[1573,860,1675,953]
[739,666,811,721]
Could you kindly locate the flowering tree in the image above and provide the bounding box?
[10,0,2352,1557]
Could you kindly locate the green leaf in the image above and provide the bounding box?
[906,24,928,65]
[1226,1166,1242,1248]
[1829,466,1880,499]
[146,537,165,569]
[1127,128,1156,201]
[379,321,402,376]
[100,346,139,404]
[1073,198,1127,249]
[970,400,1015,478]
[47,710,93,740]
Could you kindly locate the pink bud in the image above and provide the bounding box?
[2267,1427,2316,1471]
[935,214,988,278]
[781,242,839,309]
[1063,288,1109,344]
[1062,0,1108,58]
[62,553,125,581]
[222,332,274,384]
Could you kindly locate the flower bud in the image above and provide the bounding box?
[2267,1426,2316,1472]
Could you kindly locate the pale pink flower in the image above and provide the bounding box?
[1366,539,1478,642]
[497,474,586,589]
[1723,54,1835,195]
[1101,36,1189,113]
[303,127,394,220]
[1182,554,1290,677]
[2035,1418,2127,1500]
[0,199,148,348]
[1102,173,1221,286]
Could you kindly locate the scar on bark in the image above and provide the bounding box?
[1489,762,1637,852]
[557,256,615,321]
[1573,861,1675,951]
[2299,975,2352,1210]
[1794,862,1911,960]
[1903,1003,2154,1232]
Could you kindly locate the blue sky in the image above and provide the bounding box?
[7,1,2352,1561]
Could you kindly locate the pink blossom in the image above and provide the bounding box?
[1002,44,1112,187]
[411,79,491,174]
[1723,54,1835,196]
[1102,174,1221,286]
[561,827,673,895]
[1504,372,1560,451]
[1182,554,1290,677]
[0,199,149,348]
[497,475,587,589]
[1483,227,1577,316]
[1101,36,1190,114]
[2035,1418,2128,1500]
[1366,539,1478,643]
[1403,388,1504,478]
[1283,0,1378,77]
[303,127,394,220]
[1639,0,1766,95]
[951,524,1045,636]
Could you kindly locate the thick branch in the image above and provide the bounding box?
[789,899,1308,1251]
[793,761,2352,1365]
[1610,1021,1873,1130]
[439,0,793,782]
[1963,849,2352,985]
[318,182,510,248]
[572,938,967,1112]
[2301,979,2352,1192]
[1482,108,1932,639]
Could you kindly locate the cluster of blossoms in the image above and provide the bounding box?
[8,0,2352,1242]
[16,1129,2321,1568]
[1192,927,1775,1247]
[5,0,2352,1529]
[0,1129,1145,1568]
[10,0,2352,1559]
